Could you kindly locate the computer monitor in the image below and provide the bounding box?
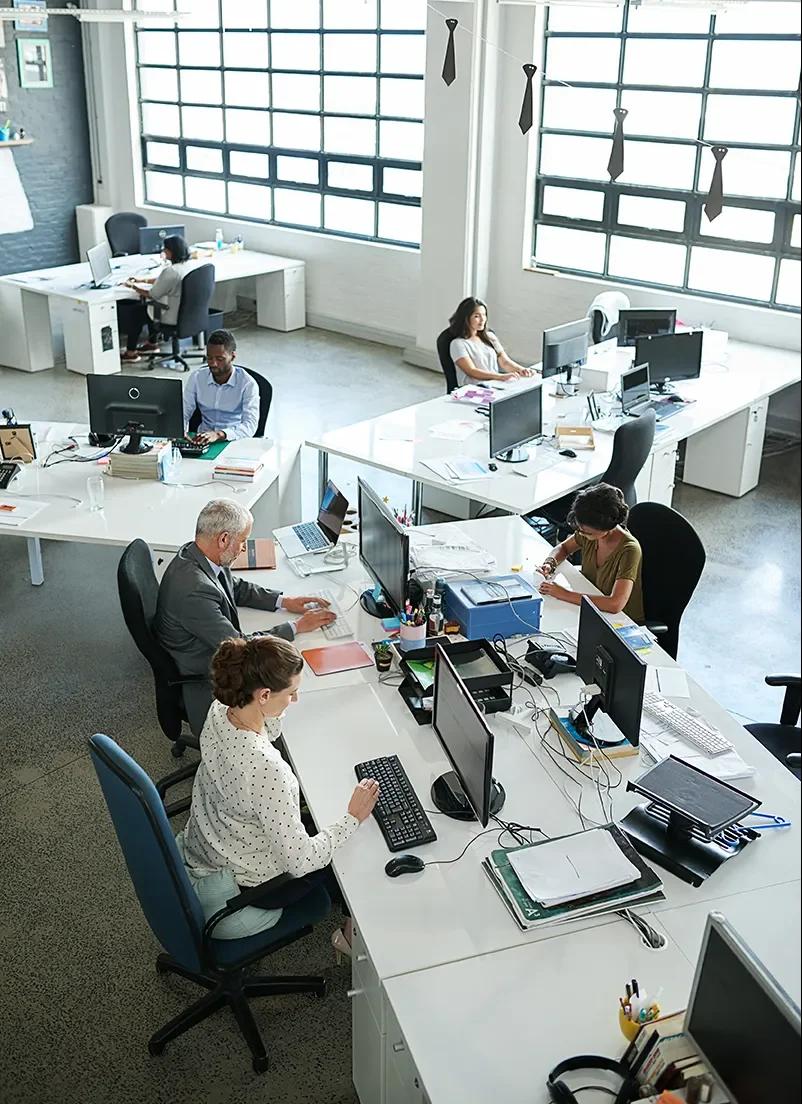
[358,477,410,619]
[139,224,186,255]
[572,597,647,746]
[489,384,542,463]
[86,375,184,455]
[542,318,592,381]
[431,644,505,825]
[617,309,676,347]
[86,243,112,289]
[634,331,703,391]
[684,913,801,1104]
[621,363,651,417]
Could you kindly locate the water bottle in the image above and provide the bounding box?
[235,234,243,252]
[215,228,224,250]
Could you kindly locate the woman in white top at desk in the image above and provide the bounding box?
[119,234,195,363]
[183,635,380,960]
[448,297,534,388]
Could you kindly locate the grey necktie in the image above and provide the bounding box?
[442,19,458,86]
[704,146,728,222]
[518,64,538,135]
[607,108,628,181]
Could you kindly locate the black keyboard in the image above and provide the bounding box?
[175,438,210,458]
[355,755,437,852]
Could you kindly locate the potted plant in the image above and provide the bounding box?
[373,641,393,672]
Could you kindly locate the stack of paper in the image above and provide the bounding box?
[410,531,497,574]
[428,419,482,442]
[508,827,640,907]
[0,498,48,527]
[450,384,504,405]
[419,455,492,483]
[108,441,170,480]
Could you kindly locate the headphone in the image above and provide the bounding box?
[547,1056,639,1104]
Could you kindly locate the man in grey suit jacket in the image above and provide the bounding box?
[156,498,336,735]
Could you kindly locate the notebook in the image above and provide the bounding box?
[302,641,374,676]
[230,539,276,571]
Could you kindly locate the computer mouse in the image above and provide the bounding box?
[488,462,498,472]
[385,854,426,878]
[559,448,577,459]
[666,393,684,403]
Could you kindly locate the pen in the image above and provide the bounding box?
[625,983,632,1001]
[632,979,639,998]
[511,470,528,478]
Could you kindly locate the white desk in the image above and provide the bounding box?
[306,339,800,515]
[3,423,302,585]
[0,248,305,376]
[236,516,800,1104]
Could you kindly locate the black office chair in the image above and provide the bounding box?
[117,539,206,816]
[745,676,801,780]
[106,212,147,257]
[187,367,273,439]
[436,328,459,394]
[627,502,705,660]
[526,410,657,543]
[147,264,216,373]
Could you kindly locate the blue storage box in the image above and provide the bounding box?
[443,575,542,640]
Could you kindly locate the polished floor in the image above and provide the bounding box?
[1,326,799,1104]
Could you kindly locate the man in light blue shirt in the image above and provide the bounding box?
[182,329,261,443]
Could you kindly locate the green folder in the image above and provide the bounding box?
[180,437,229,460]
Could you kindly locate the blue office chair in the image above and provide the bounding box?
[88,733,330,1073]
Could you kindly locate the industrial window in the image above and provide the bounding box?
[533,1,801,311]
[135,0,425,246]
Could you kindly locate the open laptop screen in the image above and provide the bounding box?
[318,481,348,544]
[621,363,650,416]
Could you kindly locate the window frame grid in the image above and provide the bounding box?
[135,5,425,247]
[534,4,801,312]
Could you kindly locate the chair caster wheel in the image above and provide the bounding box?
[314,981,327,998]
[148,1039,165,1057]
[171,744,186,758]
[252,1055,269,1074]
[156,959,170,975]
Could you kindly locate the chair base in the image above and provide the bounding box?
[151,952,326,1073]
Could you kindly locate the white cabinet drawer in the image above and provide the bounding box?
[352,986,385,1104]
[384,1000,425,1104]
[352,921,384,1033]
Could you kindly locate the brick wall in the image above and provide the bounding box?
[0,2,93,276]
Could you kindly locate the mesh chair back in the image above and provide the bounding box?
[117,540,185,741]
[628,501,706,659]
[105,212,147,257]
[436,329,459,393]
[175,265,216,340]
[89,734,206,972]
[601,409,656,508]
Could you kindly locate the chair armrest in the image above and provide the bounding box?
[644,620,670,637]
[765,675,801,687]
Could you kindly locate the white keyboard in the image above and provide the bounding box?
[308,589,354,640]
[592,416,625,433]
[642,692,734,757]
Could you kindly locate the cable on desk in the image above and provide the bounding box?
[616,909,668,951]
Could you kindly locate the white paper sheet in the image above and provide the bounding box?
[428,419,482,442]
[646,666,691,698]
[0,148,34,235]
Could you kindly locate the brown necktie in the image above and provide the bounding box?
[518,64,538,135]
[704,146,728,222]
[442,19,458,86]
[607,108,628,181]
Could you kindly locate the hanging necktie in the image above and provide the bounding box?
[218,569,240,629]
[607,107,628,181]
[704,146,728,222]
[518,64,538,135]
[442,19,458,86]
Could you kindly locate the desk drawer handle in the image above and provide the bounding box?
[393,1041,406,1053]
[356,954,368,963]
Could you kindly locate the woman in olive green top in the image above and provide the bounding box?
[537,483,645,622]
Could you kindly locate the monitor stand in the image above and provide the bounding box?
[497,447,529,464]
[120,424,152,456]
[620,804,754,887]
[431,770,506,822]
[550,362,582,398]
[360,588,394,619]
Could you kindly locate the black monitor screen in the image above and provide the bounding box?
[432,645,495,826]
[634,330,703,384]
[317,480,348,545]
[684,916,801,1104]
[490,386,542,458]
[617,309,676,347]
[575,598,646,745]
[621,363,650,415]
[86,376,184,439]
[358,478,409,616]
[139,224,186,255]
[542,318,592,379]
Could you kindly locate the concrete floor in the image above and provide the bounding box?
[1,324,799,1104]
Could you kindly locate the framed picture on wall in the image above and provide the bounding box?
[13,0,48,33]
[17,38,53,89]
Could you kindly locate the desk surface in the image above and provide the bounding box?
[305,339,800,513]
[241,516,801,986]
[0,248,303,305]
[2,423,298,549]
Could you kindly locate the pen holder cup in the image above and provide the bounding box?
[398,624,426,652]
[619,1007,642,1043]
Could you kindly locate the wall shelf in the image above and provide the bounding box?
[0,139,34,147]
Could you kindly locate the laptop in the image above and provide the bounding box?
[86,243,114,289]
[621,363,683,422]
[273,480,349,559]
